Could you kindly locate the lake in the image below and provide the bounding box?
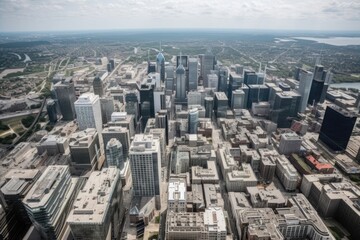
[292,37,360,46]
[330,82,360,90]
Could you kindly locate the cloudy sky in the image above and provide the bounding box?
[0,0,359,32]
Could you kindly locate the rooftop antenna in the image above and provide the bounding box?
[147,49,150,63]
[160,41,162,53]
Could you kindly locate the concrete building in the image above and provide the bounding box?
[278,132,302,155]
[23,166,79,240]
[36,135,69,156]
[74,93,103,133]
[100,96,114,124]
[54,77,76,120]
[168,177,187,212]
[187,91,202,106]
[274,155,299,191]
[259,157,276,183]
[246,187,286,208]
[214,92,228,118]
[191,161,219,184]
[102,126,130,159]
[207,73,219,91]
[69,128,102,175]
[199,53,215,87]
[93,76,104,97]
[203,184,224,208]
[188,108,199,134]
[129,134,161,208]
[166,207,226,240]
[46,99,57,123]
[225,163,257,192]
[231,89,245,109]
[297,69,313,112]
[108,112,135,137]
[67,167,123,240]
[105,138,124,169]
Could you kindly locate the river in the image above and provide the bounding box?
[330,82,360,90]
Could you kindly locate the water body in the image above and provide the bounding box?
[330,82,360,90]
[10,52,21,60]
[293,37,360,46]
[23,54,31,63]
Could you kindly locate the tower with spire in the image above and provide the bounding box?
[156,41,165,82]
[175,52,187,104]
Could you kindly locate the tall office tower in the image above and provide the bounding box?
[75,93,103,133]
[109,59,115,70]
[294,67,301,80]
[204,97,214,119]
[67,167,122,240]
[227,72,243,106]
[256,72,265,84]
[156,50,165,82]
[247,85,270,109]
[176,55,188,69]
[93,76,104,97]
[188,58,198,91]
[279,132,302,155]
[139,76,156,131]
[106,138,124,169]
[271,91,301,128]
[155,109,169,144]
[188,108,199,134]
[0,169,41,240]
[214,92,228,118]
[199,53,215,87]
[218,67,228,93]
[187,91,202,106]
[23,166,78,240]
[175,60,187,104]
[102,126,130,159]
[165,65,175,92]
[319,70,333,103]
[297,69,313,112]
[100,96,114,124]
[125,90,139,121]
[240,84,249,109]
[234,64,244,75]
[154,87,166,114]
[319,105,357,152]
[231,89,245,109]
[244,70,257,85]
[54,77,76,120]
[308,65,329,105]
[207,73,219,90]
[69,128,102,174]
[109,112,135,137]
[46,99,57,123]
[147,61,156,74]
[129,134,161,208]
[107,63,112,72]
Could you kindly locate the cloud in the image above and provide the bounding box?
[0,0,359,31]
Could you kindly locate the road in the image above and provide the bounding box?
[0,109,45,121]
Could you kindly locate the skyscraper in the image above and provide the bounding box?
[271,91,301,128]
[214,92,228,118]
[75,93,103,133]
[125,89,139,121]
[156,48,165,82]
[297,69,313,112]
[247,84,270,109]
[155,109,169,144]
[154,87,166,114]
[218,67,228,93]
[199,53,215,87]
[308,65,332,105]
[188,108,199,134]
[23,166,78,240]
[102,126,130,159]
[231,89,245,109]
[100,96,114,124]
[129,134,161,208]
[54,77,76,121]
[46,99,57,123]
[204,97,214,119]
[139,76,156,131]
[165,65,175,92]
[93,76,104,97]
[188,58,198,91]
[175,59,187,104]
[319,105,357,152]
[106,138,124,169]
[228,72,243,107]
[244,70,257,85]
[207,73,219,90]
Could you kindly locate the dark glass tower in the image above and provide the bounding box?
[271,91,301,128]
[319,106,357,152]
[54,77,76,121]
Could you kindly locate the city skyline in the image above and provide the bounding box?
[0,0,360,32]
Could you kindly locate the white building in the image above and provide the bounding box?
[75,93,102,133]
[168,177,187,212]
[278,132,302,155]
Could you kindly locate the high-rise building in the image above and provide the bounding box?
[106,138,124,169]
[218,67,228,93]
[214,92,228,118]
[308,65,332,105]
[23,166,78,240]
[244,70,257,85]
[188,108,199,134]
[207,73,218,90]
[100,96,114,124]
[75,93,103,133]
[204,97,214,119]
[102,126,130,159]
[175,60,187,104]
[271,91,301,128]
[129,134,161,208]
[139,76,156,130]
[67,167,122,240]
[278,132,302,155]
[147,61,156,74]
[109,112,135,137]
[154,87,166,114]
[109,59,115,70]
[165,65,175,92]
[297,69,313,112]
[199,53,215,87]
[188,58,198,91]
[227,72,243,107]
[69,128,102,174]
[231,89,245,109]
[54,77,76,120]
[155,109,169,144]
[46,99,57,123]
[319,105,357,152]
[125,89,139,121]
[247,85,270,109]
[93,76,104,97]
[156,50,165,82]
